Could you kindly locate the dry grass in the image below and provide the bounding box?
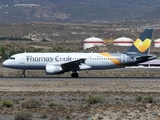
[0,80,160,119]
[22,98,41,109]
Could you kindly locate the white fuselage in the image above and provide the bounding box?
[3,52,127,70]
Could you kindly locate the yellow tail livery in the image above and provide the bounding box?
[127,28,153,54]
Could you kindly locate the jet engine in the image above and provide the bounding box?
[45,65,64,75]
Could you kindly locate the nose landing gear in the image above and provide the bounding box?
[21,70,25,77]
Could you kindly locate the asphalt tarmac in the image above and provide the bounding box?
[0,76,160,81]
[1,66,160,81]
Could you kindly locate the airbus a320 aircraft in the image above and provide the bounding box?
[3,28,157,77]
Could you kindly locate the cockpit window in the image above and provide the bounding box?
[10,57,15,60]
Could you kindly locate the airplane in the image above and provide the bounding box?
[3,28,157,78]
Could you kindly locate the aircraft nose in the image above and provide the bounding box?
[3,60,9,67]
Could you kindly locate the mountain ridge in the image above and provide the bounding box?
[0,0,159,23]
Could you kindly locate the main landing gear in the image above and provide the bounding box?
[21,70,25,77]
[71,71,79,78]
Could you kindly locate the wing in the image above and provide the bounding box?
[61,58,91,71]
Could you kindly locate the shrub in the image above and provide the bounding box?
[48,101,55,108]
[134,95,143,102]
[15,111,31,120]
[22,98,41,108]
[0,99,14,107]
[85,95,105,104]
[143,95,153,103]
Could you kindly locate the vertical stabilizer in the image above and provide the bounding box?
[126,28,154,54]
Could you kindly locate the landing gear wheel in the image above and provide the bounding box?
[21,74,25,77]
[71,72,79,78]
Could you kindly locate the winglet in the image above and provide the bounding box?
[126,28,154,54]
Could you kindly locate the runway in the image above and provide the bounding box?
[1,66,160,81]
[0,76,160,82]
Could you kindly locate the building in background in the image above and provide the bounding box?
[154,39,160,47]
[83,37,105,49]
[113,36,133,46]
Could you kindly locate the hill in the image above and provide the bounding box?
[0,0,160,23]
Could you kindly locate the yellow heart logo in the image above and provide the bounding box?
[134,38,151,52]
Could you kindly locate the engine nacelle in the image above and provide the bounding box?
[45,65,64,75]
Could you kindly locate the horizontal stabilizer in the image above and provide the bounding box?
[134,54,157,63]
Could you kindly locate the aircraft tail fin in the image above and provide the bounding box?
[126,28,154,54]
